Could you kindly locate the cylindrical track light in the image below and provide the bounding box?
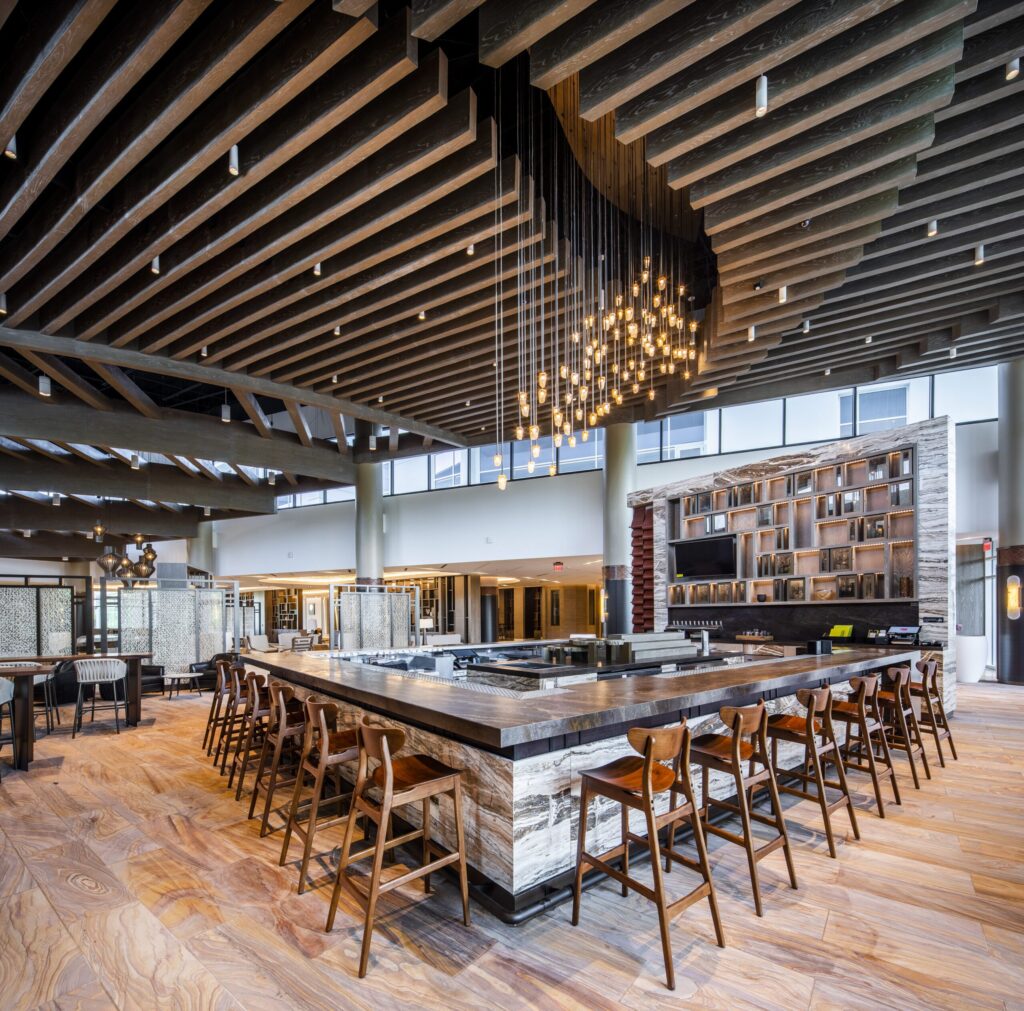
[755,74,769,117]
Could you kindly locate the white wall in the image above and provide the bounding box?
[8,423,992,581]
[955,420,998,540]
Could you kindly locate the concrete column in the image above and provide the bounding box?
[997,360,1024,683]
[355,461,384,584]
[603,421,636,635]
[480,584,497,644]
[186,521,215,576]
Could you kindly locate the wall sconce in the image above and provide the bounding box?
[1008,575,1021,620]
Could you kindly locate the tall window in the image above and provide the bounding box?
[470,443,508,484]
[431,449,467,489]
[720,402,782,452]
[665,410,719,457]
[392,456,428,494]
[636,420,661,464]
[786,389,852,444]
[513,436,554,479]
[558,427,605,472]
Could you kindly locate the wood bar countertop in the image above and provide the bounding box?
[246,647,920,754]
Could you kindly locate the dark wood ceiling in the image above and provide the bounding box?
[0,0,1021,551]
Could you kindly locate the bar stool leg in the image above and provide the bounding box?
[892,701,921,790]
[920,689,946,767]
[421,797,432,894]
[732,767,764,917]
[258,733,290,835]
[248,732,273,820]
[808,741,837,858]
[358,801,390,979]
[570,781,591,926]
[907,703,932,781]
[620,805,630,895]
[203,692,222,753]
[764,765,798,892]
[326,791,361,932]
[280,766,307,868]
[72,684,84,739]
[687,787,725,948]
[113,680,121,734]
[828,730,860,840]
[643,801,675,991]
[453,778,470,926]
[936,693,958,760]
[297,766,326,894]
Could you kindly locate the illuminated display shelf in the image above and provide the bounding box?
[666,447,917,607]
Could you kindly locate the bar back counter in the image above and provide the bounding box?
[247,645,919,920]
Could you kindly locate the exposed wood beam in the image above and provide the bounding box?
[0,390,356,484]
[478,0,596,68]
[0,0,115,160]
[529,0,693,90]
[0,350,47,399]
[0,0,318,293]
[0,327,468,447]
[0,532,104,561]
[579,0,796,122]
[617,0,905,142]
[0,498,205,538]
[18,352,113,411]
[86,363,162,418]
[232,389,272,438]
[54,442,111,469]
[0,0,207,244]
[330,413,351,456]
[410,0,486,41]
[0,455,279,512]
[285,401,313,448]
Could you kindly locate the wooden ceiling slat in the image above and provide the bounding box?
[218,207,544,376]
[579,0,795,124]
[645,0,971,166]
[0,0,115,158]
[111,64,463,352]
[410,0,486,41]
[272,240,566,383]
[19,351,112,411]
[0,349,45,399]
[138,101,492,361]
[529,0,693,90]
[478,0,597,68]
[284,401,313,448]
[666,28,961,189]
[615,0,903,143]
[0,0,210,245]
[691,70,954,210]
[0,0,297,292]
[231,389,272,439]
[187,152,522,364]
[955,14,1024,82]
[86,363,162,419]
[1,0,365,329]
[720,222,881,286]
[706,154,918,247]
[722,254,862,306]
[0,497,204,537]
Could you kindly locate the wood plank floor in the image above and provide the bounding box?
[0,683,1022,1010]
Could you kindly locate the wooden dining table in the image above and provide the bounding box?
[0,652,152,770]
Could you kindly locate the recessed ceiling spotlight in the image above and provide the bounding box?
[926,219,938,238]
[1007,57,1020,81]
[755,74,768,117]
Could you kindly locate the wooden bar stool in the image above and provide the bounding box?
[326,717,470,979]
[766,687,859,859]
[833,674,901,817]
[911,658,958,766]
[213,663,250,774]
[690,700,798,917]
[571,723,724,991]
[878,665,931,789]
[248,682,306,835]
[280,698,358,894]
[229,671,272,799]
[202,659,233,756]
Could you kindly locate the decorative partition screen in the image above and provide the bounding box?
[112,583,232,674]
[0,585,74,657]
[328,584,421,650]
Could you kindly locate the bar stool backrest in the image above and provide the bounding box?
[915,658,938,690]
[269,681,300,734]
[796,686,831,714]
[627,723,688,797]
[888,665,912,703]
[74,658,126,683]
[243,670,269,714]
[300,697,339,770]
[360,717,406,765]
[720,700,766,738]
[214,659,232,696]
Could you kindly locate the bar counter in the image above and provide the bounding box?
[246,647,919,918]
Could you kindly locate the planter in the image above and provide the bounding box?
[955,634,986,683]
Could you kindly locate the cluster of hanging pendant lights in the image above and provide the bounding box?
[491,76,699,490]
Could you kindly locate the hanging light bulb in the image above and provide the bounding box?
[554,433,563,448]
[97,547,120,576]
[575,408,583,421]
[515,425,525,440]
[531,443,540,459]
[568,435,576,448]
[521,402,531,417]
[563,421,571,435]
[526,458,535,474]
[529,424,540,440]
[755,74,769,117]
[581,429,589,443]
[632,382,640,394]
[133,533,145,547]
[497,472,508,490]
[548,463,557,477]
[537,371,547,388]
[3,134,16,160]
[492,451,502,467]
[648,388,656,401]
[537,388,547,404]
[38,374,51,397]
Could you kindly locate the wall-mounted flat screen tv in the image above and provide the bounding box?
[674,535,737,581]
